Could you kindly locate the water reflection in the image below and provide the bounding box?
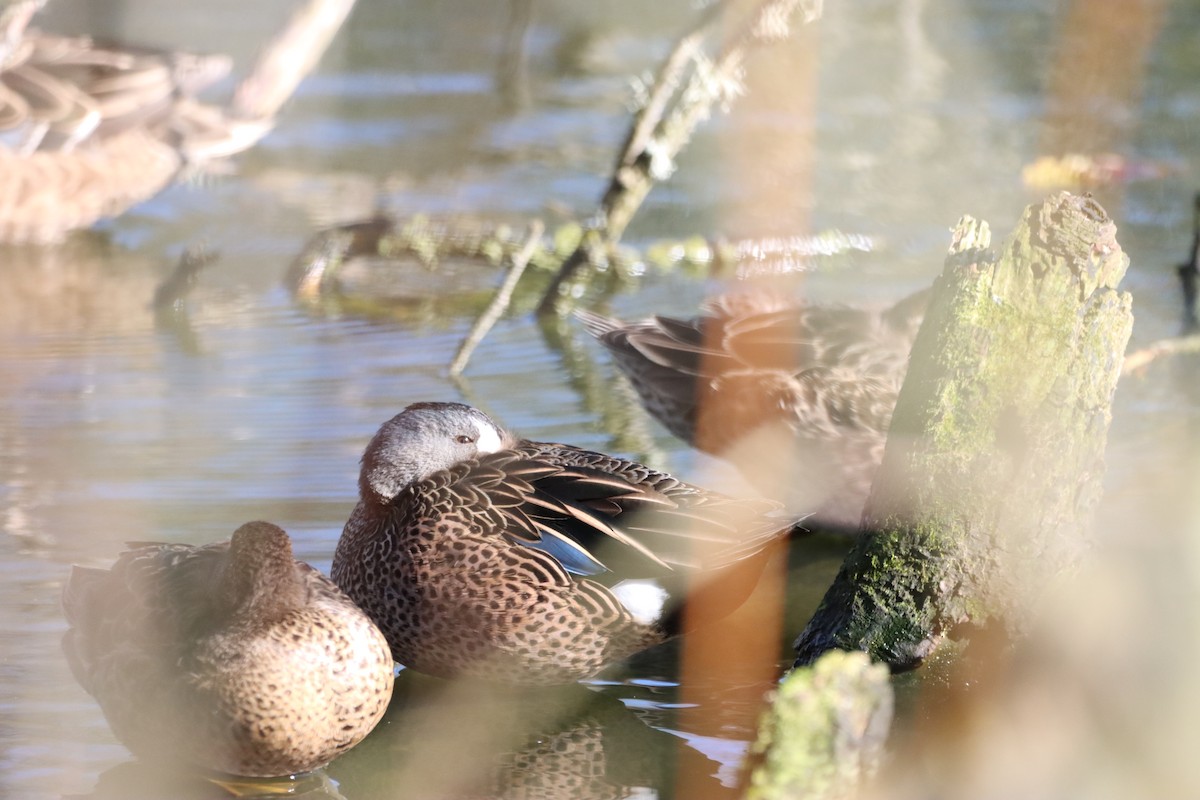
[3,0,1200,797]
[71,762,345,800]
[0,235,166,336]
[330,675,734,800]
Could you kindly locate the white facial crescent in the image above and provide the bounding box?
[473,419,505,454]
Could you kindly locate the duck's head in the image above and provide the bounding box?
[359,402,513,503]
[221,521,305,625]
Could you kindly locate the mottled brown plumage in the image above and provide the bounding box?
[0,0,270,242]
[331,402,792,685]
[62,521,394,778]
[577,289,928,530]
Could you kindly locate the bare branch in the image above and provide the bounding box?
[448,220,545,377]
[538,0,824,315]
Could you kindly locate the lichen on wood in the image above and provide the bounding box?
[794,192,1133,670]
[747,650,893,800]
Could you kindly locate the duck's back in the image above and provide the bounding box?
[63,532,394,777]
[337,474,662,685]
[581,290,928,528]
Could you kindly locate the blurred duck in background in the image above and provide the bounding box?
[0,0,352,243]
[62,521,395,778]
[579,287,930,532]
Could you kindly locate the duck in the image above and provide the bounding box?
[331,401,793,685]
[0,0,276,243]
[61,520,395,778]
[577,288,929,531]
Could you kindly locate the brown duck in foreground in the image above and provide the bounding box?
[62,521,395,778]
[332,402,795,685]
[578,288,929,531]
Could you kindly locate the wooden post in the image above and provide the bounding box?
[747,650,892,800]
[794,192,1133,669]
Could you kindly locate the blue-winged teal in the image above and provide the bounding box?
[0,0,315,243]
[331,402,792,685]
[0,3,265,243]
[578,289,929,530]
[62,521,395,778]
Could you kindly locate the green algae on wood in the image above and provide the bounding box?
[747,650,893,800]
[794,192,1133,670]
[285,214,873,325]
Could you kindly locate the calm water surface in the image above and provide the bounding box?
[3,1,1200,797]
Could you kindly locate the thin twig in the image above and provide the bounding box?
[605,22,716,201]
[1122,334,1200,375]
[448,220,545,377]
[496,0,535,110]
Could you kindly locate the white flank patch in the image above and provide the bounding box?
[611,580,669,626]
[473,419,505,453]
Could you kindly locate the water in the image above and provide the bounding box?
[2,0,1199,797]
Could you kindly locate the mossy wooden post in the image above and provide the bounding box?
[747,650,893,800]
[794,192,1133,669]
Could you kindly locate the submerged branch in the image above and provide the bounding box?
[1121,194,1200,373]
[151,245,218,311]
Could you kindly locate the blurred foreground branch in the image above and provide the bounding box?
[232,0,357,122]
[794,192,1133,669]
[537,0,824,315]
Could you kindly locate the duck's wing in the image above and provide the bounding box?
[0,26,259,243]
[716,307,820,370]
[62,541,230,683]
[0,31,230,148]
[881,286,932,336]
[698,287,931,373]
[458,443,788,582]
[577,308,738,376]
[431,449,667,581]
[577,310,725,443]
[717,302,913,374]
[61,563,118,693]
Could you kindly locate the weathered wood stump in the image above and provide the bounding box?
[747,650,892,800]
[794,191,1133,669]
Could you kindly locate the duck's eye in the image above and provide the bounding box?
[455,434,476,445]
